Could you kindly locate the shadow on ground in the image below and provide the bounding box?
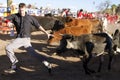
[0,32,120,80]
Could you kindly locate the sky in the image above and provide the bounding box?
[0,0,120,12]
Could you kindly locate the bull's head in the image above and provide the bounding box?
[112,29,120,52]
[51,20,64,31]
[47,33,62,45]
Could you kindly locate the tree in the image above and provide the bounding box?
[7,0,13,7]
[6,0,13,14]
[96,0,111,12]
[111,4,117,15]
[116,4,120,15]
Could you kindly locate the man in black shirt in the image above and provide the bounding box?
[4,3,52,74]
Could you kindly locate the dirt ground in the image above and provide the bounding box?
[0,31,120,80]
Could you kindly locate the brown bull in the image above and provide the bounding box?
[65,18,103,33]
[65,18,92,27]
[48,25,93,45]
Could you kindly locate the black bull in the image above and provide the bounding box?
[56,33,114,75]
[32,16,65,32]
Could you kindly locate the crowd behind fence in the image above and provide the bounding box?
[0,6,120,34]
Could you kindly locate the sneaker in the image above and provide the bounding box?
[4,65,17,74]
[43,61,52,74]
[4,68,16,74]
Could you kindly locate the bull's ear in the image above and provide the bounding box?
[62,34,73,39]
[59,34,64,36]
[113,29,119,38]
[66,17,73,22]
[114,29,119,36]
[48,35,54,40]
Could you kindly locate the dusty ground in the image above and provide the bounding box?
[0,31,120,80]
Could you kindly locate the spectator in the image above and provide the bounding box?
[10,3,18,14]
[61,8,68,17]
[77,9,83,19]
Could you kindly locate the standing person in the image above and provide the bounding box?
[61,9,68,17]
[10,3,18,14]
[9,3,18,36]
[77,9,83,19]
[3,3,52,74]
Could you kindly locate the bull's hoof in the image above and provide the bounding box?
[52,52,62,56]
[53,52,57,55]
[85,69,96,75]
[90,70,96,73]
[85,72,91,75]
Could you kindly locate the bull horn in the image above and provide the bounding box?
[59,34,64,36]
